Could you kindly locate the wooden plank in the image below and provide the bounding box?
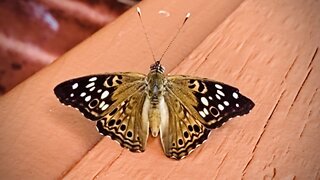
[64,0,320,179]
[0,0,246,179]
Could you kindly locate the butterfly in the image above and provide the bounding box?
[53,8,254,160]
[54,60,254,159]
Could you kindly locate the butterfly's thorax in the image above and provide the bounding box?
[144,62,169,137]
[146,72,166,105]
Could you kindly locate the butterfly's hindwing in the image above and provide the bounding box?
[162,91,211,159]
[167,76,255,129]
[54,73,146,120]
[96,91,149,152]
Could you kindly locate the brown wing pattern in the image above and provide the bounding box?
[161,91,210,159]
[96,91,149,152]
[167,75,254,129]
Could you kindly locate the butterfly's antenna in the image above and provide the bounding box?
[158,12,191,62]
[136,7,157,62]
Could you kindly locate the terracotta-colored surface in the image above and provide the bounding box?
[0,0,319,179]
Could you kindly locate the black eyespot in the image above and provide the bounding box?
[117,75,123,79]
[116,119,121,125]
[127,131,132,137]
[108,119,115,126]
[183,132,189,138]
[178,139,183,145]
[188,125,193,131]
[189,79,195,84]
[210,107,219,116]
[172,143,175,146]
[89,99,99,108]
[120,124,126,131]
[193,125,200,132]
[137,136,140,140]
[109,108,118,116]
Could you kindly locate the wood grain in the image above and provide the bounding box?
[0,0,319,179]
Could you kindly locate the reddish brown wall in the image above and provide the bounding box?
[0,0,128,94]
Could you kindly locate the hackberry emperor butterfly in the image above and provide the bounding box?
[54,8,254,159]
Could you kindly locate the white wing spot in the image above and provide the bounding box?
[233,92,239,99]
[70,93,74,97]
[209,96,213,100]
[89,77,97,82]
[199,111,206,118]
[101,90,109,99]
[223,101,229,106]
[101,104,109,111]
[85,95,91,102]
[215,94,221,100]
[236,103,239,107]
[218,104,224,111]
[203,108,209,115]
[215,84,223,89]
[97,89,102,93]
[99,101,105,108]
[86,82,95,88]
[217,90,225,96]
[80,92,86,97]
[89,87,95,91]
[72,83,78,89]
[201,97,209,106]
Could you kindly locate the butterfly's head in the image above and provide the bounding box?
[150,61,165,73]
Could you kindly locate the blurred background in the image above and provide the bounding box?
[0,0,140,95]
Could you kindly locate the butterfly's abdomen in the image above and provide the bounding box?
[142,95,169,138]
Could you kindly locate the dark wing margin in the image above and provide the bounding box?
[167,75,255,129]
[54,73,146,120]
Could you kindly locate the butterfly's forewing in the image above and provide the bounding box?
[54,73,146,120]
[161,91,210,159]
[167,75,255,129]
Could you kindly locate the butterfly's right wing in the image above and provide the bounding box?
[160,75,254,159]
[166,75,255,129]
[161,91,211,159]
